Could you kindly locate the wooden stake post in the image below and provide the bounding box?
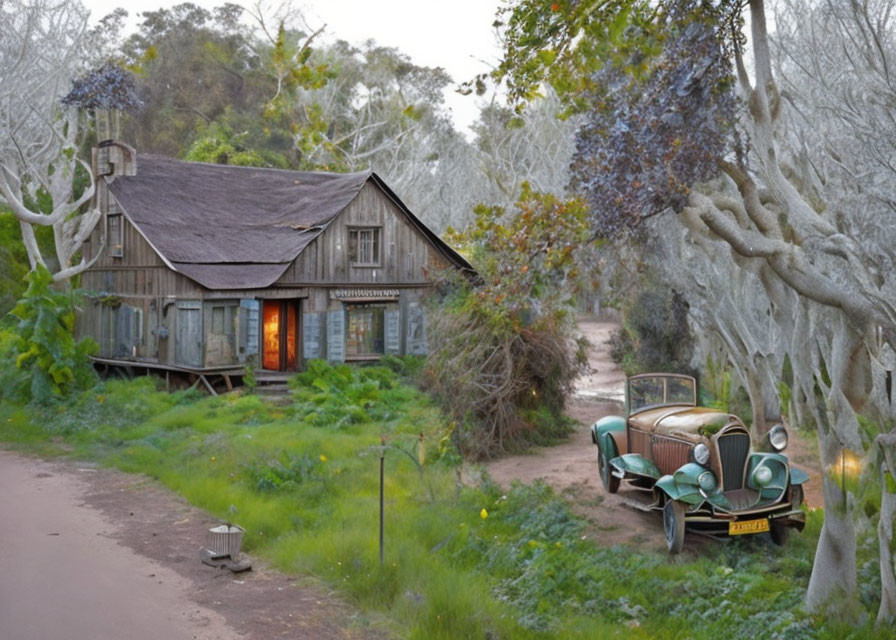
[379,436,385,566]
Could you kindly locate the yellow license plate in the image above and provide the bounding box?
[729,518,770,535]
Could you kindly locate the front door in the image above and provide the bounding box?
[261,300,298,371]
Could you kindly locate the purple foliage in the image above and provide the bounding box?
[61,63,142,112]
[570,7,740,238]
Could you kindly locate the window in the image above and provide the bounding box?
[345,304,385,357]
[348,227,380,265]
[108,213,123,257]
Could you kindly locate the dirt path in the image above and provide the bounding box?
[0,450,382,640]
[486,318,822,551]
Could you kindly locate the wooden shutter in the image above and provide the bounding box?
[114,305,133,357]
[239,299,259,359]
[326,309,345,363]
[303,312,322,361]
[385,308,400,355]
[175,300,202,367]
[406,302,427,355]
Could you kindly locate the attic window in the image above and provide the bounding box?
[108,213,123,258]
[349,227,380,266]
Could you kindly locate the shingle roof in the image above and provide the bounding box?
[109,155,371,289]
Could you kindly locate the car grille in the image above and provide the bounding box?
[718,430,750,490]
[652,435,692,476]
[628,428,650,457]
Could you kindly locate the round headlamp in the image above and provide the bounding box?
[768,425,788,452]
[697,470,717,494]
[693,443,711,466]
[752,464,773,487]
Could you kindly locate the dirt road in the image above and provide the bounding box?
[0,450,379,640]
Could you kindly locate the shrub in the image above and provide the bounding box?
[288,359,419,430]
[425,185,591,459]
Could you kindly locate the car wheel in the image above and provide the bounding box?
[663,499,686,554]
[790,484,804,507]
[599,449,620,494]
[770,520,790,546]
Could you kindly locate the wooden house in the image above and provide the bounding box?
[77,142,471,390]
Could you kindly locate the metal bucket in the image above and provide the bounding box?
[206,524,245,560]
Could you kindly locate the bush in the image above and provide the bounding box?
[426,185,591,459]
[288,359,419,430]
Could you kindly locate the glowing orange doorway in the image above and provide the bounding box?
[262,300,298,371]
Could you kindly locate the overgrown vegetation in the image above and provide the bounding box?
[0,212,30,315]
[2,362,888,639]
[0,265,97,403]
[426,185,591,459]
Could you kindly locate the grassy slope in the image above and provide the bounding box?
[0,364,887,639]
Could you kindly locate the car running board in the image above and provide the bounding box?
[619,496,659,512]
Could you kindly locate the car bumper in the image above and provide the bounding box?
[683,503,806,535]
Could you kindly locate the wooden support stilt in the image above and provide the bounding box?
[200,375,217,396]
[223,374,233,392]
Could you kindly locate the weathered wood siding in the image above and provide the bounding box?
[79,181,206,364]
[277,181,451,287]
[77,177,453,369]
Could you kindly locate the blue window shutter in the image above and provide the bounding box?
[406,302,427,355]
[240,299,259,356]
[303,312,322,361]
[327,310,345,362]
[385,308,401,355]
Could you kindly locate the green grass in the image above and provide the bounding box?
[0,362,888,639]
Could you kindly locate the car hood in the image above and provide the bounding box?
[628,406,736,438]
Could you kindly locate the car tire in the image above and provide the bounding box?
[663,499,686,554]
[770,520,790,546]
[599,449,620,494]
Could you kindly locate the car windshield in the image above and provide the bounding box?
[628,375,696,414]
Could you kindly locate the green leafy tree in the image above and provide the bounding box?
[1,265,97,403]
[121,3,269,156]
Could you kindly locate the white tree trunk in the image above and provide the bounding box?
[807,466,858,613]
[878,434,896,624]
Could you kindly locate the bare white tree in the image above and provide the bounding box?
[663,0,896,617]
[0,0,101,282]
[471,90,580,204]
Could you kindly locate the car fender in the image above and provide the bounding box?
[739,452,796,503]
[611,453,661,479]
[591,415,625,457]
[655,472,704,506]
[790,466,810,486]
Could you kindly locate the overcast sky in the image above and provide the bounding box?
[81,0,505,138]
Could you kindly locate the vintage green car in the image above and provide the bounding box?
[591,373,807,553]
